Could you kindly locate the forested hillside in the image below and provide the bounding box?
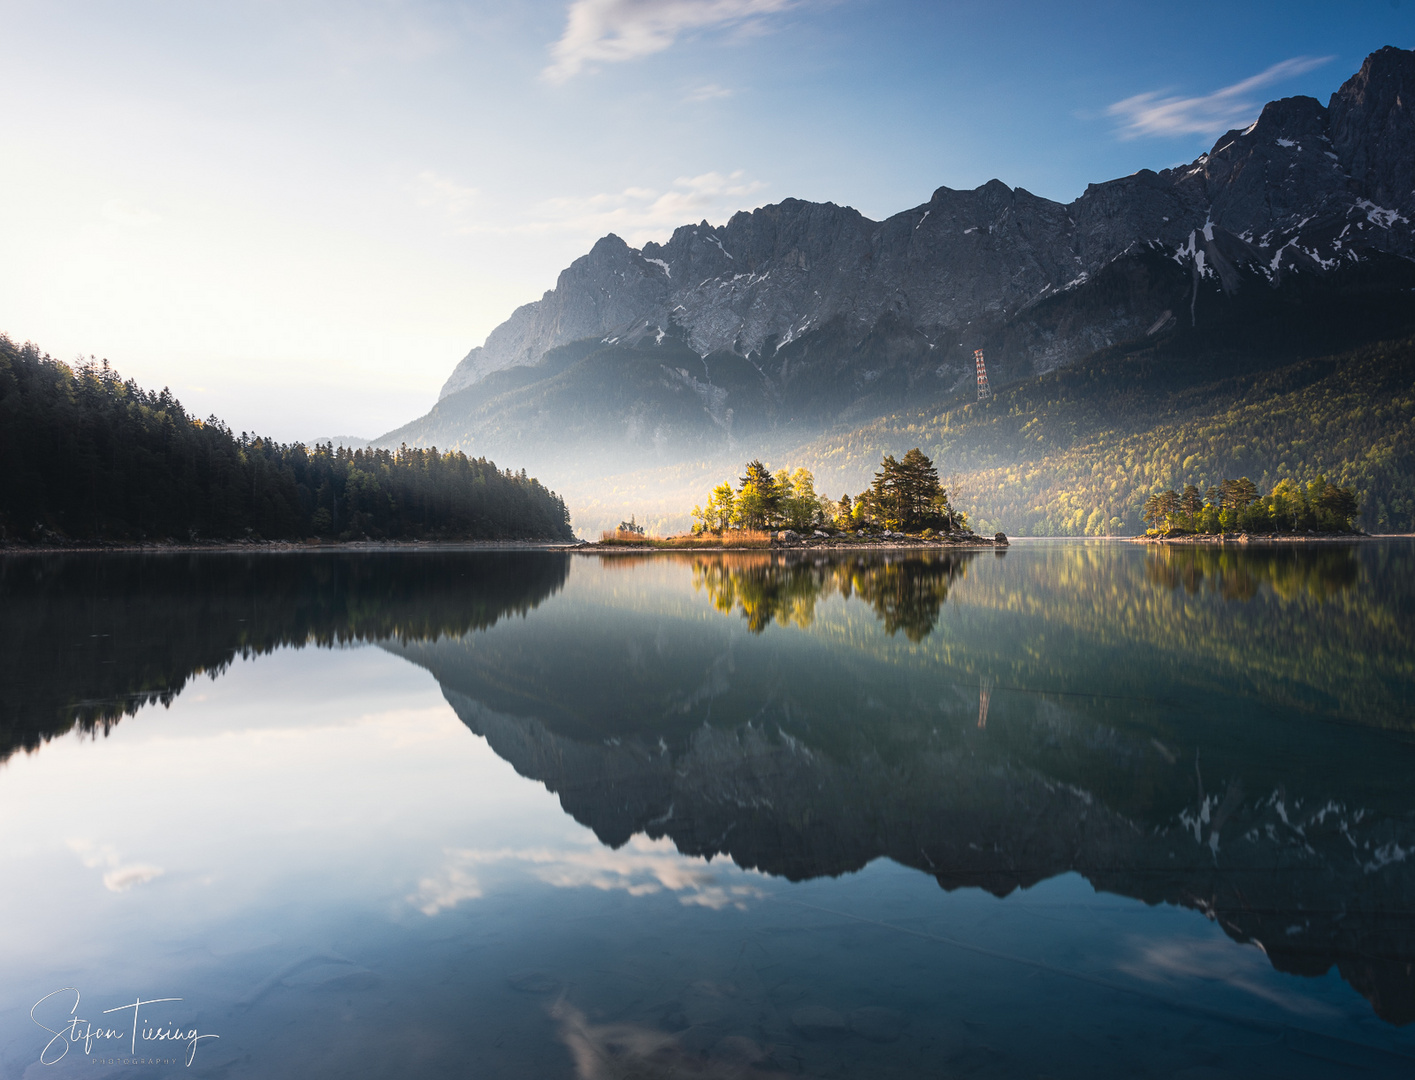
[802,334,1415,536]
[0,337,574,543]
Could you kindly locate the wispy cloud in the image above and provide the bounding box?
[68,838,165,893]
[530,170,765,239]
[408,835,768,916]
[544,0,798,84]
[685,82,734,101]
[1106,56,1334,140]
[414,170,480,221]
[459,169,766,245]
[1116,938,1339,1018]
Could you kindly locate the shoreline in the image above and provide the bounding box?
[6,533,1407,555]
[1128,532,1393,545]
[580,533,1006,554]
[0,538,580,555]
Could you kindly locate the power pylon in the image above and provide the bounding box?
[974,349,991,400]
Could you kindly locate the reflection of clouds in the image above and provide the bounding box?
[410,865,483,916]
[67,839,165,893]
[552,999,778,1080]
[1118,938,1336,1018]
[409,835,766,915]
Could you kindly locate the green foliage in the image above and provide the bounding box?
[693,450,963,535]
[1142,475,1360,534]
[859,448,958,531]
[693,460,831,533]
[616,515,646,535]
[799,335,1415,536]
[0,337,574,542]
[778,467,822,531]
[735,460,780,529]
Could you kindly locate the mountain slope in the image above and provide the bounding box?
[377,47,1415,534]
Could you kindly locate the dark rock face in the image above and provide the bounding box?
[436,48,1415,402]
[1329,46,1415,217]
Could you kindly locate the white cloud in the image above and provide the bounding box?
[544,0,798,83]
[1106,56,1334,140]
[685,82,734,101]
[511,169,767,244]
[414,170,481,222]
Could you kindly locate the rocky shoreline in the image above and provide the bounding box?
[1131,531,1376,545]
[584,529,1009,553]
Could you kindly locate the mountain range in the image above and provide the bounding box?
[375,47,1415,535]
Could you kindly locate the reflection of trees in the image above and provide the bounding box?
[1143,545,1360,602]
[0,551,570,762]
[691,551,973,640]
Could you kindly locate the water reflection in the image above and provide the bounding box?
[1144,543,1361,600]
[0,551,568,762]
[4,542,1415,1047]
[690,550,973,639]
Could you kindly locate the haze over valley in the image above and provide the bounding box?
[371,47,1415,537]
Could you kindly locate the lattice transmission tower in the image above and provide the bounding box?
[973,349,992,400]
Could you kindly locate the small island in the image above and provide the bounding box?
[1134,476,1363,544]
[593,448,1007,550]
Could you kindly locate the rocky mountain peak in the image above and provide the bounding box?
[433,47,1415,404]
[1329,44,1415,212]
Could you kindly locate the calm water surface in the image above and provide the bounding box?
[1,541,1414,1078]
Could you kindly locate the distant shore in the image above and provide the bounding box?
[1130,532,1389,545]
[0,538,579,555]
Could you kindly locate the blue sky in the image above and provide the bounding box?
[0,0,1409,440]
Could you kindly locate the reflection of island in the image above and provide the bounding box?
[0,551,570,761]
[1144,544,1360,601]
[690,551,973,639]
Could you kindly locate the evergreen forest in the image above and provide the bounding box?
[0,337,574,543]
[691,449,964,535]
[799,334,1415,536]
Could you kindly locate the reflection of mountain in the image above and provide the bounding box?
[981,542,1414,729]
[385,544,1415,1025]
[0,551,569,761]
[692,551,973,640]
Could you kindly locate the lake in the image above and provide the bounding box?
[2,541,1414,1078]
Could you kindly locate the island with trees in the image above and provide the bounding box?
[0,336,575,544]
[1139,475,1362,541]
[599,448,1005,548]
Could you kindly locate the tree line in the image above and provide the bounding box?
[793,335,1415,536]
[1141,475,1360,535]
[0,336,574,542]
[690,449,967,535]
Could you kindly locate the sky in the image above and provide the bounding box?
[0,0,1410,442]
